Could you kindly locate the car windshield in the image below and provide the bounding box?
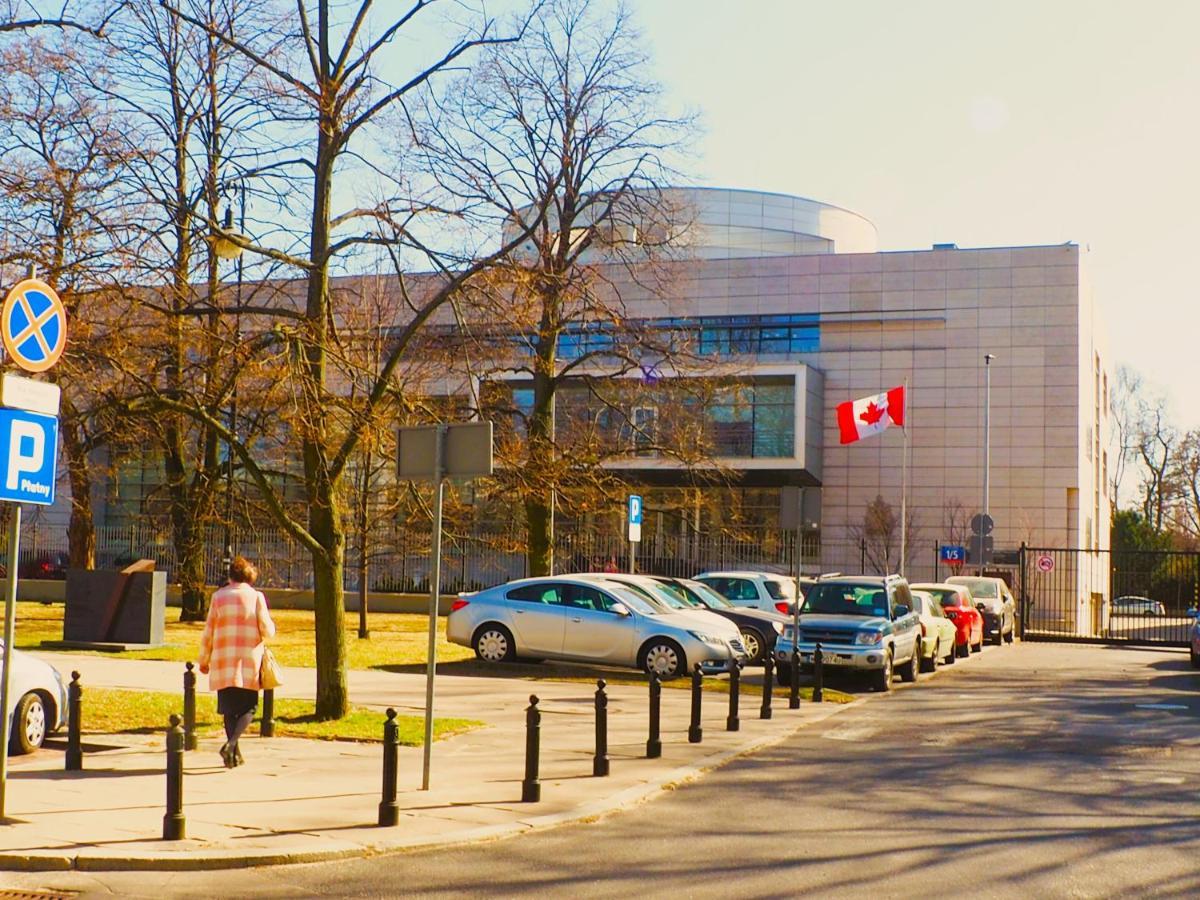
[952,578,998,598]
[605,586,658,616]
[802,583,889,617]
[681,580,735,609]
[606,579,690,612]
[654,581,703,608]
[922,588,961,607]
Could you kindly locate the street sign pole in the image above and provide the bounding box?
[0,504,21,819]
[421,424,447,792]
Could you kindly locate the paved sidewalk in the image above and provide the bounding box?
[0,653,851,871]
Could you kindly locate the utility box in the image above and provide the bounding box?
[57,559,166,650]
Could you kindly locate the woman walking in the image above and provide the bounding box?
[198,556,276,768]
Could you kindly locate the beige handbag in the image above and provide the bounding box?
[260,647,283,690]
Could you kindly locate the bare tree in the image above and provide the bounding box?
[851,495,919,575]
[146,1,535,718]
[0,34,134,567]
[414,0,695,575]
[1110,364,1142,507]
[1135,394,1177,532]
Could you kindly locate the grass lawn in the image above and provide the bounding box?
[79,687,482,744]
[14,601,474,670]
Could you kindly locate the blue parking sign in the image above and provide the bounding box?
[627,494,643,542]
[0,408,57,506]
[940,544,966,563]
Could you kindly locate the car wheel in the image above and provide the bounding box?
[944,640,956,665]
[640,639,686,679]
[920,639,938,673]
[10,692,47,755]
[899,644,919,683]
[473,624,516,663]
[957,639,969,658]
[991,627,1003,646]
[739,629,765,665]
[972,631,983,652]
[1004,624,1015,644]
[871,651,893,692]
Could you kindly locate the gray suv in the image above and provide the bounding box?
[773,575,921,692]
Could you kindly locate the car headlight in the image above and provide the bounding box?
[688,631,722,645]
[855,631,883,645]
[772,621,784,635]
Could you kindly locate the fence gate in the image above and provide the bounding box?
[1018,546,1200,647]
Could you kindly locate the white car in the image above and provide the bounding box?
[693,570,798,614]
[5,645,66,754]
[448,576,745,678]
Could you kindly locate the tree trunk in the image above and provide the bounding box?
[310,507,348,719]
[174,508,209,622]
[61,419,95,570]
[525,496,553,577]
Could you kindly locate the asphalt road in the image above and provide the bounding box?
[7,642,1200,898]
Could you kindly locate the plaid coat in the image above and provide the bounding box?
[199,582,277,691]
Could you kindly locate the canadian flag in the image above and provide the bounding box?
[837,386,905,445]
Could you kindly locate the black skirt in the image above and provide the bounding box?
[217,686,259,718]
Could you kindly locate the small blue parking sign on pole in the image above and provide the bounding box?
[627,494,643,574]
[0,409,58,506]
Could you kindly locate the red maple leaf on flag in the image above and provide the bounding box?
[859,402,887,426]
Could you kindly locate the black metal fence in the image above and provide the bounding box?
[1017,546,1199,647]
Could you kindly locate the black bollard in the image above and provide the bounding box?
[726,660,741,732]
[789,647,801,709]
[162,714,186,841]
[593,679,609,777]
[378,708,400,827]
[688,663,703,743]
[813,641,824,703]
[760,654,774,720]
[183,663,197,752]
[521,695,541,802]
[261,688,275,738]
[646,673,662,759]
[65,670,82,771]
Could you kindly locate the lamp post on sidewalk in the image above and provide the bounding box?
[214,184,246,571]
[980,353,995,576]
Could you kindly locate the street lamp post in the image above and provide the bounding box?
[981,353,995,576]
[214,185,246,572]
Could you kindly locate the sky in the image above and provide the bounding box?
[629,0,1200,426]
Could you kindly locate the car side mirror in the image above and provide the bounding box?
[611,603,630,617]
[893,605,909,618]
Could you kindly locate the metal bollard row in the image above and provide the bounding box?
[813,642,824,703]
[646,673,662,758]
[761,654,774,719]
[789,647,801,709]
[726,660,741,732]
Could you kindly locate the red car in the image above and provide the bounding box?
[911,582,983,657]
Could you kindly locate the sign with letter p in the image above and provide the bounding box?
[0,408,57,506]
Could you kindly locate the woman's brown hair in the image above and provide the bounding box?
[229,556,258,585]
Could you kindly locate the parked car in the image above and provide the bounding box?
[693,570,798,615]
[774,575,921,692]
[1112,596,1167,617]
[910,590,959,671]
[3,645,66,754]
[578,573,748,654]
[945,575,1015,645]
[0,552,71,582]
[649,576,787,665]
[912,582,984,657]
[448,576,742,678]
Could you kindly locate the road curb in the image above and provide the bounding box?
[0,701,852,872]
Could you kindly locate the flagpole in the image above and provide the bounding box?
[899,378,909,577]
